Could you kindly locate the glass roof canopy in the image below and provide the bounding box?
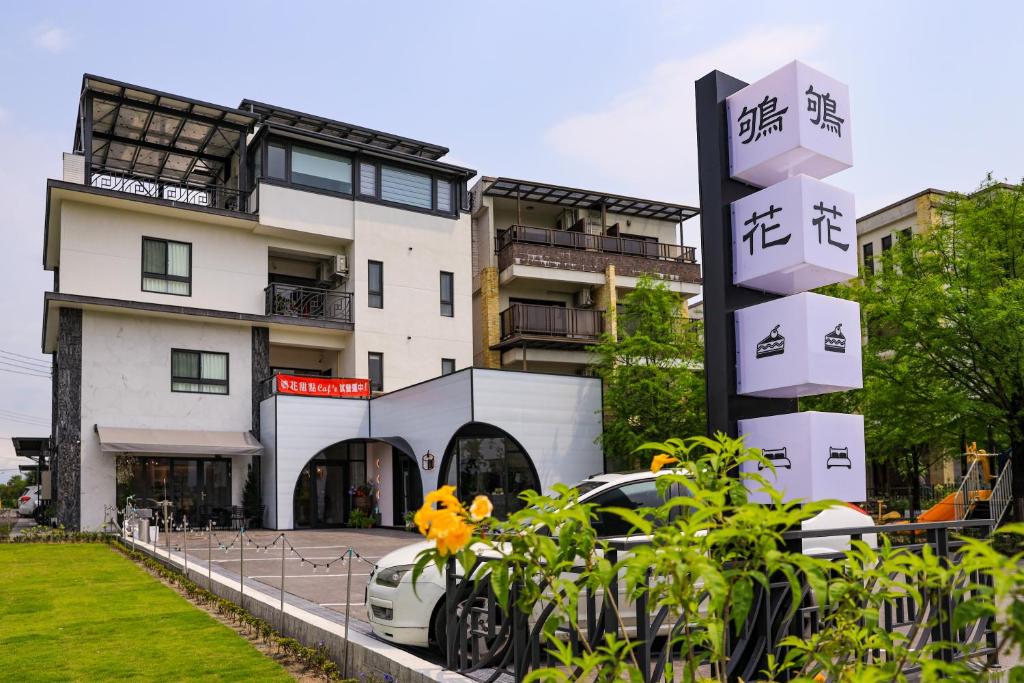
[483,177,699,222]
[74,75,258,188]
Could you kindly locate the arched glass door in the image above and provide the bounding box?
[293,441,368,528]
[440,424,540,519]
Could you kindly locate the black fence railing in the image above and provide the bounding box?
[499,303,604,342]
[264,283,353,324]
[444,518,997,682]
[89,165,250,213]
[496,224,697,263]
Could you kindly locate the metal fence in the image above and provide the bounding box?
[444,518,998,682]
[496,225,698,263]
[264,283,354,324]
[90,165,249,213]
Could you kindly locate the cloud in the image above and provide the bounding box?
[33,25,70,53]
[544,25,830,204]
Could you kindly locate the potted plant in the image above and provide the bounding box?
[349,484,374,514]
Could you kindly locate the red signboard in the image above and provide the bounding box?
[275,374,371,398]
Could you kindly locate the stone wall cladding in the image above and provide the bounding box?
[499,243,701,284]
[56,307,82,530]
[251,326,270,436]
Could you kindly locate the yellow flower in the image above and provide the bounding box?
[650,453,679,473]
[434,516,473,556]
[469,495,493,521]
[423,485,465,514]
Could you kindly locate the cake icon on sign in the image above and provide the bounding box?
[756,324,785,358]
[824,323,846,353]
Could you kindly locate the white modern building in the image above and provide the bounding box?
[43,76,605,530]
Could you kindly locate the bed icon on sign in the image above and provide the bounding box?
[756,324,785,358]
[826,446,852,469]
[758,446,792,470]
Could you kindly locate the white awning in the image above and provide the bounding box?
[96,425,263,456]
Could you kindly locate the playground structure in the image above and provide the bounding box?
[916,443,1013,524]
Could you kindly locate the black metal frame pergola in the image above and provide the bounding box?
[482,177,700,222]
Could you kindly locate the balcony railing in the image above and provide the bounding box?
[89,165,250,213]
[496,225,696,263]
[264,283,353,324]
[499,303,604,342]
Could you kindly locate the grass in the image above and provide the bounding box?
[0,543,293,682]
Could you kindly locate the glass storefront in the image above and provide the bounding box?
[293,441,369,528]
[441,424,540,519]
[116,456,232,527]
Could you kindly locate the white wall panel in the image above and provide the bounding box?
[259,398,278,528]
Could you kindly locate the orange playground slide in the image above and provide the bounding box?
[917,493,957,522]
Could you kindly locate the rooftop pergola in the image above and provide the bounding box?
[73,75,258,189]
[483,177,700,222]
[240,99,449,161]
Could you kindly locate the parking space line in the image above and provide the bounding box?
[247,573,371,579]
[320,602,365,607]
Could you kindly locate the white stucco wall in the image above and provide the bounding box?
[471,369,603,493]
[256,182,355,241]
[78,310,254,529]
[265,395,370,530]
[349,202,473,390]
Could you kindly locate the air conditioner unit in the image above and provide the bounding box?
[575,288,594,308]
[319,255,349,283]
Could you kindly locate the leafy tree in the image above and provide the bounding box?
[0,474,30,509]
[591,276,705,470]
[242,465,262,528]
[826,177,1024,517]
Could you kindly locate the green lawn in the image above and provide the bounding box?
[0,543,292,682]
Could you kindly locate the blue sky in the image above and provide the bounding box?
[1,1,1022,476]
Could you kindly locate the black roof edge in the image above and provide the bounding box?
[81,74,259,122]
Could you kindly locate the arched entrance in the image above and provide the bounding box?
[439,423,540,519]
[293,438,423,528]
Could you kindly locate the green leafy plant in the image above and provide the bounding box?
[242,466,262,528]
[347,508,374,529]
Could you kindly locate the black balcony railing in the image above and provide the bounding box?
[496,225,697,263]
[499,303,603,342]
[89,165,250,213]
[264,283,353,324]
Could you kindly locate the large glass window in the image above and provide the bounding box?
[441,425,539,519]
[368,352,383,392]
[116,456,232,528]
[440,271,454,317]
[862,242,874,275]
[171,349,228,394]
[291,146,353,193]
[368,260,383,309]
[142,237,191,296]
[381,165,432,209]
[293,441,369,528]
[588,480,662,538]
[267,143,287,180]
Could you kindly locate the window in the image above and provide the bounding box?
[440,271,454,317]
[171,350,228,394]
[359,162,377,196]
[902,227,913,241]
[441,424,539,519]
[267,143,287,180]
[142,237,191,296]
[441,358,456,376]
[881,235,893,251]
[291,146,352,193]
[589,480,662,537]
[436,179,452,213]
[368,352,383,392]
[862,242,875,275]
[381,165,432,209]
[368,260,383,309]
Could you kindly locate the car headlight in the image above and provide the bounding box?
[375,564,413,587]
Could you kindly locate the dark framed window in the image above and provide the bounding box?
[359,162,377,197]
[381,165,432,209]
[436,179,452,213]
[267,143,287,180]
[440,271,454,317]
[881,235,893,252]
[368,352,383,392]
[901,227,913,240]
[862,242,875,275]
[291,145,353,193]
[441,358,456,376]
[368,260,383,309]
[171,349,228,394]
[142,237,191,296]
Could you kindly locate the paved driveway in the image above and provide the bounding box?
[164,527,420,623]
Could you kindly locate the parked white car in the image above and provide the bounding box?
[17,485,40,517]
[366,470,877,651]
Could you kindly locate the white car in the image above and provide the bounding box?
[366,470,876,651]
[17,485,40,517]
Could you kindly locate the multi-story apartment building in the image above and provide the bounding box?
[470,177,702,374]
[42,76,604,531]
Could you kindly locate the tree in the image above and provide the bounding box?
[591,276,705,470]
[242,465,262,528]
[832,177,1024,517]
[0,474,28,509]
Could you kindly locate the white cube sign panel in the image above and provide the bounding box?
[735,292,862,398]
[731,174,857,294]
[727,61,853,188]
[739,411,866,503]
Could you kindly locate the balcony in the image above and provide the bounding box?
[496,225,701,284]
[495,303,604,350]
[89,164,251,213]
[264,283,353,326]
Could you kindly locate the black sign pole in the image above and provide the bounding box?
[694,71,797,439]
